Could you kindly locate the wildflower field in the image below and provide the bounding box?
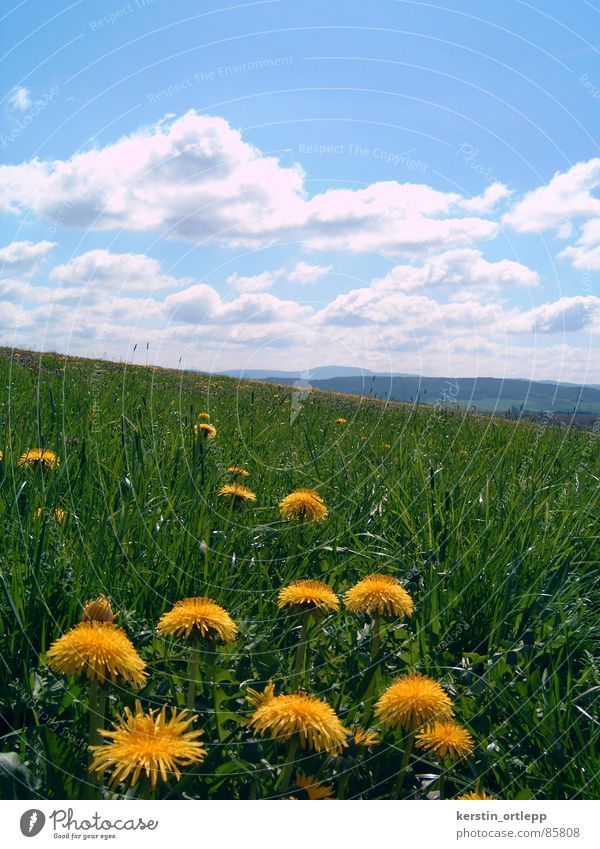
[0,347,598,800]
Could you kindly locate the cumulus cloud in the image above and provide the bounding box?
[0,111,305,236]
[558,218,600,270]
[313,283,501,331]
[227,260,331,291]
[0,273,165,321]
[9,86,31,111]
[504,158,600,236]
[226,269,283,293]
[49,249,187,292]
[507,295,600,334]
[458,183,512,214]
[298,181,498,254]
[0,110,499,256]
[0,240,55,277]
[372,249,538,293]
[287,261,331,283]
[164,284,311,325]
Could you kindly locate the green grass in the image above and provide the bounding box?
[0,348,598,800]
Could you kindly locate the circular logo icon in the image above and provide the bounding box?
[19,810,46,837]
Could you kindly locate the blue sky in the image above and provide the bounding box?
[1,0,599,381]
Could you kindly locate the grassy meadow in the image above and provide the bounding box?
[0,347,598,800]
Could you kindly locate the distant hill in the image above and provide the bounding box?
[220,365,377,380]
[262,374,600,414]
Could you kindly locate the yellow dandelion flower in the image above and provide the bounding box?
[245,681,277,709]
[352,727,380,747]
[194,423,216,439]
[458,789,495,800]
[416,720,474,761]
[335,418,347,425]
[18,448,60,470]
[218,483,257,504]
[157,597,238,642]
[248,691,348,754]
[382,443,391,449]
[279,488,328,523]
[47,622,147,687]
[375,674,453,731]
[344,574,414,618]
[294,772,334,800]
[197,412,211,420]
[278,579,339,612]
[227,466,250,477]
[90,700,207,789]
[82,595,114,624]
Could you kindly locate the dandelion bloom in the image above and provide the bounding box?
[18,448,60,470]
[227,466,250,477]
[47,622,147,687]
[157,597,238,642]
[278,579,339,612]
[292,772,334,800]
[248,691,347,754]
[218,483,256,504]
[375,674,453,731]
[245,681,276,709]
[344,574,414,618]
[279,488,328,523]
[335,418,347,425]
[194,423,216,439]
[197,412,211,420]
[351,727,380,747]
[90,700,207,790]
[82,595,114,624]
[416,721,474,761]
[458,790,495,800]
[34,507,66,524]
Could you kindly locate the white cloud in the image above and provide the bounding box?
[503,158,600,235]
[9,86,31,111]
[373,249,538,293]
[0,240,55,277]
[459,183,512,214]
[507,295,600,334]
[287,261,331,283]
[558,218,600,270]
[0,111,306,239]
[298,181,498,254]
[49,249,187,292]
[227,260,332,292]
[216,293,312,324]
[164,284,311,325]
[0,111,499,256]
[313,283,501,331]
[226,269,283,293]
[164,284,222,323]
